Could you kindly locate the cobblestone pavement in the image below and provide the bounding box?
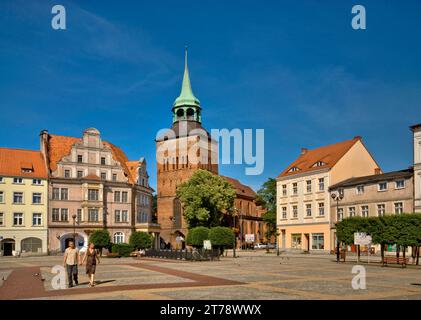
[1,252,421,300]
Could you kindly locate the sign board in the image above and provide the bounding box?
[245,234,255,243]
[203,240,212,250]
[354,232,372,245]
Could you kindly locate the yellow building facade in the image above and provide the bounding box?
[276,137,380,253]
[0,149,48,256]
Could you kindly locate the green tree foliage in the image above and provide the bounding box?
[129,232,152,250]
[186,227,210,247]
[111,243,134,257]
[176,170,236,228]
[336,214,421,263]
[89,229,111,254]
[256,178,277,241]
[209,227,235,249]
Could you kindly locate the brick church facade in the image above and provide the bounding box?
[156,50,267,248]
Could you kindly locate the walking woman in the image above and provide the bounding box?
[82,243,100,287]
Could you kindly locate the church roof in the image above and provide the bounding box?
[222,176,257,199]
[173,48,200,108]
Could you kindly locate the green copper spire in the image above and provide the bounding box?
[173,47,201,108]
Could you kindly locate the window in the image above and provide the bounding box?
[313,161,326,167]
[0,213,4,226]
[395,180,405,189]
[282,207,287,219]
[356,185,365,194]
[52,209,60,222]
[101,157,106,165]
[378,182,387,191]
[337,208,344,222]
[137,211,148,223]
[122,210,128,222]
[292,183,298,195]
[88,189,99,201]
[348,207,356,217]
[77,209,82,223]
[13,192,23,204]
[33,179,42,185]
[292,205,298,218]
[77,171,83,178]
[21,238,42,253]
[32,213,42,226]
[112,174,117,182]
[0,177,3,183]
[60,209,68,222]
[60,188,68,200]
[377,204,385,217]
[52,188,60,200]
[361,206,369,218]
[289,167,299,173]
[64,170,70,178]
[13,178,23,184]
[305,204,312,217]
[77,155,83,163]
[88,209,99,222]
[101,172,107,180]
[318,178,325,191]
[0,191,3,203]
[291,234,302,249]
[394,202,403,215]
[114,232,124,244]
[312,233,324,250]
[13,213,23,226]
[32,193,42,204]
[282,184,287,196]
[318,203,325,216]
[114,191,121,202]
[115,210,121,223]
[122,191,128,203]
[306,180,312,193]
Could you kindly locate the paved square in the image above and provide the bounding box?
[1,252,421,300]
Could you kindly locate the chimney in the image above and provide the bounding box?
[39,130,50,171]
[301,148,308,155]
[353,135,362,140]
[374,168,381,175]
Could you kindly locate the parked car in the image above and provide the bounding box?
[267,243,277,249]
[253,243,267,249]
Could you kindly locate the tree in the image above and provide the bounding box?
[256,178,277,244]
[89,229,111,256]
[209,227,235,255]
[176,170,236,228]
[186,227,210,248]
[129,232,152,250]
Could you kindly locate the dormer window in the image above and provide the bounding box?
[313,161,327,167]
[289,167,300,173]
[20,162,34,173]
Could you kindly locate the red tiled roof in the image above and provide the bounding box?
[222,176,257,199]
[47,135,136,184]
[0,148,47,179]
[278,137,361,178]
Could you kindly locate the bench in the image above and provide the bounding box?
[383,256,409,268]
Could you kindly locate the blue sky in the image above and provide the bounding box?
[0,0,420,191]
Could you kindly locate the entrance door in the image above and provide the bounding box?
[64,237,74,249]
[2,239,15,256]
[304,234,310,251]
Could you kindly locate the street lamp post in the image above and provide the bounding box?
[233,209,238,258]
[72,214,77,245]
[331,192,344,263]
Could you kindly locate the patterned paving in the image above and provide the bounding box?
[1,253,421,300]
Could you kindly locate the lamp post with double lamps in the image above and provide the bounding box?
[72,214,77,245]
[331,191,344,262]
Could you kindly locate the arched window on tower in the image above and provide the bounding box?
[186,108,195,120]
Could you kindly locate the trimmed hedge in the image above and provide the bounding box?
[186,227,210,247]
[209,227,235,249]
[111,243,134,257]
[129,232,152,250]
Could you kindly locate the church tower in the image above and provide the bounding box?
[156,49,218,248]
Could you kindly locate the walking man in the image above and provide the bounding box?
[63,240,80,288]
